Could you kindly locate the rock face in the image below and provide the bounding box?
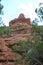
[0,13,31,65]
[9,13,31,35]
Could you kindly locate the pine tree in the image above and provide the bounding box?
[0,0,4,26]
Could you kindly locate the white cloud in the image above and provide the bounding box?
[17,2,43,25]
[38,0,43,3]
[18,3,27,10]
[38,22,43,26]
[17,0,43,19]
[2,17,9,26]
[17,3,37,20]
[2,0,43,26]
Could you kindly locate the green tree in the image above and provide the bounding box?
[0,0,3,14]
[31,24,43,65]
[0,0,5,26]
[0,26,10,37]
[35,3,43,21]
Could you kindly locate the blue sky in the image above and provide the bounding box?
[1,0,43,26]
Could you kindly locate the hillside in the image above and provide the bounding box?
[0,14,43,65]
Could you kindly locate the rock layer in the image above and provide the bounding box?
[0,13,31,65]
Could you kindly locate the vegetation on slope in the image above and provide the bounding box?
[11,24,43,65]
[0,26,10,37]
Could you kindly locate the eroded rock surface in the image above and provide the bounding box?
[0,13,31,65]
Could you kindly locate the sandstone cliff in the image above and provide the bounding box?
[0,13,32,65]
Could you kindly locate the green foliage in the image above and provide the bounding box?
[31,23,43,65]
[12,40,27,52]
[12,45,18,51]
[0,0,3,14]
[18,40,26,47]
[11,39,33,52]
[17,25,23,29]
[35,3,43,21]
[12,24,43,65]
[0,26,10,36]
[0,0,4,26]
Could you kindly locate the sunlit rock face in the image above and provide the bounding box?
[0,13,32,65]
[18,13,25,19]
[9,13,31,35]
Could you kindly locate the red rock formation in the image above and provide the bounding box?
[0,13,31,65]
[9,13,31,35]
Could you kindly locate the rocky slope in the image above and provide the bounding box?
[0,13,31,65]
